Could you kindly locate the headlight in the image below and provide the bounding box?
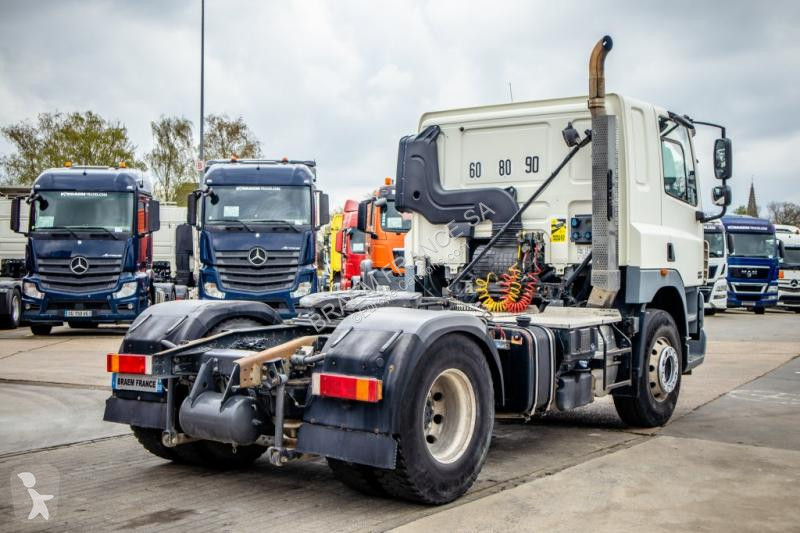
[113,281,138,299]
[767,285,779,294]
[23,282,44,299]
[291,281,312,299]
[204,281,225,298]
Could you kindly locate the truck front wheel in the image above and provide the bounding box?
[30,324,53,336]
[614,309,681,427]
[375,334,494,504]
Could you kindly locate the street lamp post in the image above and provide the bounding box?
[199,0,205,177]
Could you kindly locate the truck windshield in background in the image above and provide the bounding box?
[705,231,725,258]
[784,247,800,266]
[729,232,777,258]
[204,185,311,226]
[32,191,133,233]
[380,200,411,232]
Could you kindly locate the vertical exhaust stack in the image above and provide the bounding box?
[587,35,621,307]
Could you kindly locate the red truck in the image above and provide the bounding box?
[334,199,367,289]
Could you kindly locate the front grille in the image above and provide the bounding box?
[730,266,769,279]
[732,283,765,293]
[37,256,122,293]
[215,249,300,293]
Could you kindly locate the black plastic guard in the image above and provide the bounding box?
[103,396,166,429]
[395,125,519,224]
[296,424,398,469]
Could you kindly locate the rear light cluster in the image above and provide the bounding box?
[106,353,152,375]
[312,373,382,403]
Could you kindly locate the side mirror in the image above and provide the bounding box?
[726,233,735,255]
[10,197,22,234]
[316,191,330,228]
[357,200,369,232]
[712,185,731,207]
[148,200,160,233]
[778,240,785,260]
[334,231,344,254]
[187,191,199,227]
[713,138,732,180]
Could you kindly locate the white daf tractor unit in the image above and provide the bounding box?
[101,36,734,505]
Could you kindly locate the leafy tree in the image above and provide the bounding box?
[202,114,261,161]
[733,205,748,215]
[146,116,196,202]
[0,111,144,185]
[767,201,800,227]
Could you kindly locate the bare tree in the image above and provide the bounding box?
[203,114,262,161]
[146,116,195,202]
[767,201,800,226]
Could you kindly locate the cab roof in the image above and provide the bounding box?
[204,161,316,188]
[33,167,152,194]
[721,215,775,233]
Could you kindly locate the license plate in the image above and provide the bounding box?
[742,301,754,306]
[64,310,92,317]
[111,373,164,393]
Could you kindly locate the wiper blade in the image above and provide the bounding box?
[74,226,122,240]
[215,220,255,232]
[41,227,80,239]
[249,219,301,232]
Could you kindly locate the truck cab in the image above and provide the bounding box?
[702,221,728,313]
[186,159,329,317]
[776,225,800,311]
[356,179,412,288]
[10,165,161,334]
[721,215,780,314]
[334,200,367,289]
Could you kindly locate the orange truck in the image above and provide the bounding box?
[356,178,411,287]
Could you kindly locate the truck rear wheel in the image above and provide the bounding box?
[0,289,21,329]
[614,309,681,427]
[753,307,766,315]
[131,426,266,468]
[375,334,494,504]
[326,458,387,496]
[30,324,53,336]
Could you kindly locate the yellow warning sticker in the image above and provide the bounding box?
[550,218,566,243]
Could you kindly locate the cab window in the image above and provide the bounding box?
[660,120,697,206]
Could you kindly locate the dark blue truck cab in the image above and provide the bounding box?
[186,159,329,317]
[721,215,780,314]
[9,165,162,334]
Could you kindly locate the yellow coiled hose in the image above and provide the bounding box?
[475,273,506,312]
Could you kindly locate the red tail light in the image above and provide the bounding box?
[312,373,382,403]
[107,353,152,374]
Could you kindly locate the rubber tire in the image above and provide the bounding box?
[207,317,263,335]
[68,321,98,329]
[0,289,21,329]
[704,309,716,316]
[132,426,266,468]
[795,309,800,314]
[613,309,681,428]
[327,458,388,497]
[376,334,494,504]
[30,324,53,336]
[753,307,766,315]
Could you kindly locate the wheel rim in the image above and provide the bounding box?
[11,293,20,322]
[422,368,477,464]
[648,336,679,402]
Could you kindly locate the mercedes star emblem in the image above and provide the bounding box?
[248,247,268,266]
[70,256,89,275]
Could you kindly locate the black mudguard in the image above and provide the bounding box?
[297,307,503,468]
[119,299,282,354]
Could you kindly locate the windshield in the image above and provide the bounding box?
[32,191,133,233]
[784,247,800,266]
[729,232,778,259]
[704,231,725,258]
[204,185,311,226]
[380,199,412,232]
[349,229,366,254]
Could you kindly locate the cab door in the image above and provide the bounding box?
[659,117,704,289]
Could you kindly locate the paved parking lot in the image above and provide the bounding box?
[0,309,798,531]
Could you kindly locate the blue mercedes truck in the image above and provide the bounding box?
[721,215,780,314]
[185,159,329,317]
[9,164,164,334]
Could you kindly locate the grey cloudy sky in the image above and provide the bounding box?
[1,0,798,209]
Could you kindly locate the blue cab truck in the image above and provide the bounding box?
[184,159,329,317]
[721,215,780,314]
[9,165,165,335]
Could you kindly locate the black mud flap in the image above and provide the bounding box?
[296,423,397,470]
[103,397,166,429]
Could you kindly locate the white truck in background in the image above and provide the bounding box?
[0,189,28,328]
[702,221,728,314]
[776,224,800,311]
